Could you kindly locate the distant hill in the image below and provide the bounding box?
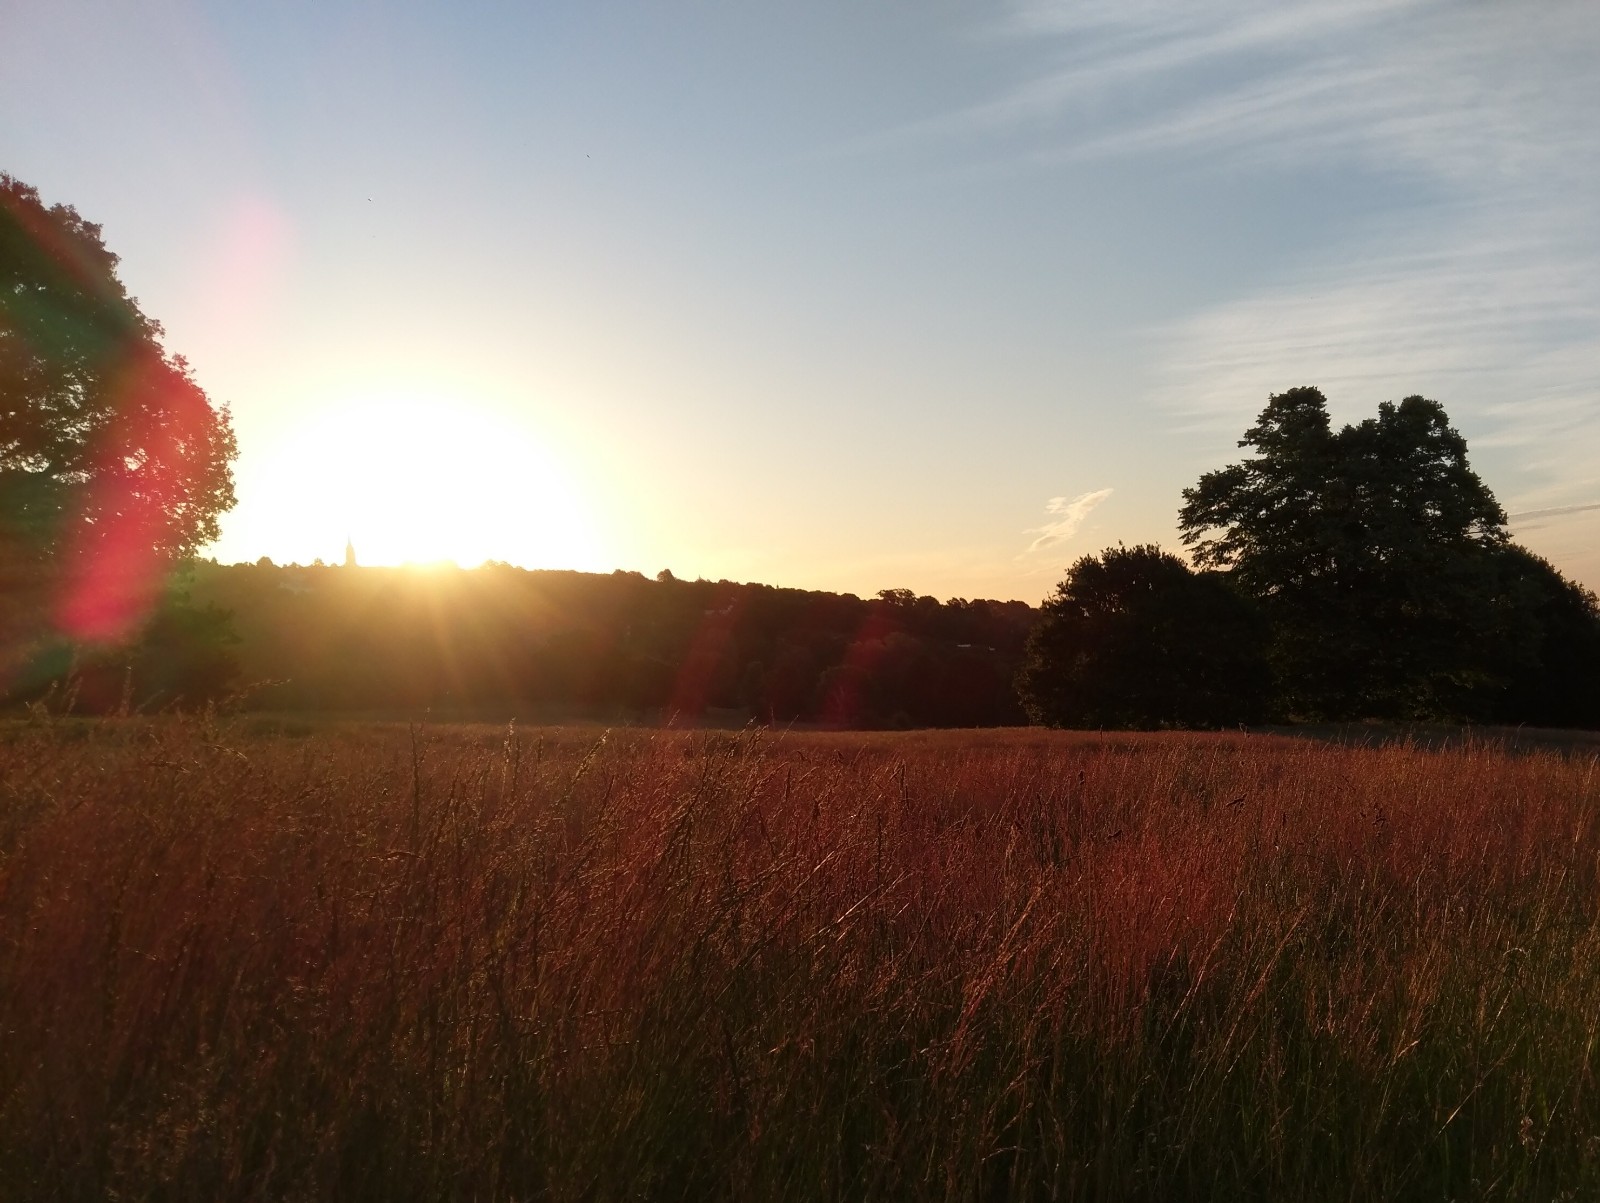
[185,562,1037,727]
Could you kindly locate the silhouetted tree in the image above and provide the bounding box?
[21,580,241,714]
[130,586,241,708]
[1489,545,1600,729]
[1018,545,1270,729]
[1,174,236,678]
[1179,388,1508,719]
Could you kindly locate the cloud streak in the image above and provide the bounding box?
[941,0,1600,585]
[1508,502,1600,522]
[843,1,1600,587]
[1022,488,1112,556]
[965,2,1598,186]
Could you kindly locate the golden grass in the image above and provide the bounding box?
[2,718,1598,1200]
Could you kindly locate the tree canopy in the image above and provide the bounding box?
[1017,545,1270,730]
[1,174,235,666]
[124,562,1032,726]
[1486,545,1600,730]
[1179,389,1507,592]
[1176,387,1597,723]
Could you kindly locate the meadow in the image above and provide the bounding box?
[2,717,1599,1201]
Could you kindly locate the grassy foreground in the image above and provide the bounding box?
[2,719,1599,1201]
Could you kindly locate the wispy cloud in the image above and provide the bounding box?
[1146,227,1600,581]
[851,1,1600,585]
[1508,502,1600,522]
[1021,488,1112,556]
[941,0,1600,584]
[979,1,1417,150]
[963,2,1597,185]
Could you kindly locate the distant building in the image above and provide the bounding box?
[344,537,358,568]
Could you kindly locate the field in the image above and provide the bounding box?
[2,718,1599,1201]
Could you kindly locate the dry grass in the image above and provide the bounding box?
[2,717,1598,1200]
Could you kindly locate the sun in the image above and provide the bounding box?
[252,393,606,569]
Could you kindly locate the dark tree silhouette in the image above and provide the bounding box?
[1488,545,1600,729]
[1017,545,1270,730]
[52,580,242,714]
[1,174,236,673]
[1179,388,1509,719]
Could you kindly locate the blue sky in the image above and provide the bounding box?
[6,0,1598,598]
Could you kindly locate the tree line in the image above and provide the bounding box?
[1019,389,1600,730]
[37,563,1036,726]
[5,174,1598,730]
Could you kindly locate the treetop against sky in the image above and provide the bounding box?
[5,0,1598,599]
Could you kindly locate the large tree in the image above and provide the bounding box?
[1487,545,1600,730]
[1,174,235,671]
[1178,388,1512,720]
[1017,544,1270,729]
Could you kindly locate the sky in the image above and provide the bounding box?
[5,0,1599,601]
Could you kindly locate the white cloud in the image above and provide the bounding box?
[1021,488,1113,556]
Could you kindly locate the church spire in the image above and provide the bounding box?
[344,536,357,568]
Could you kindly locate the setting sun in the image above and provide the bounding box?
[243,393,606,570]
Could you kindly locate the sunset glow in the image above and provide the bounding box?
[242,394,606,570]
[7,1,1599,598]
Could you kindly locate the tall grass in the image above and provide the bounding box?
[1,718,1598,1200]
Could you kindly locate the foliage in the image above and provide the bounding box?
[3,721,1600,1200]
[1488,545,1600,729]
[1179,388,1516,720]
[9,577,241,715]
[167,562,1034,726]
[0,174,236,664]
[1018,545,1271,729]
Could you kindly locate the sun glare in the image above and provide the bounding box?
[254,394,605,570]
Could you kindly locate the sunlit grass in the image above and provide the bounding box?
[1,719,1598,1200]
